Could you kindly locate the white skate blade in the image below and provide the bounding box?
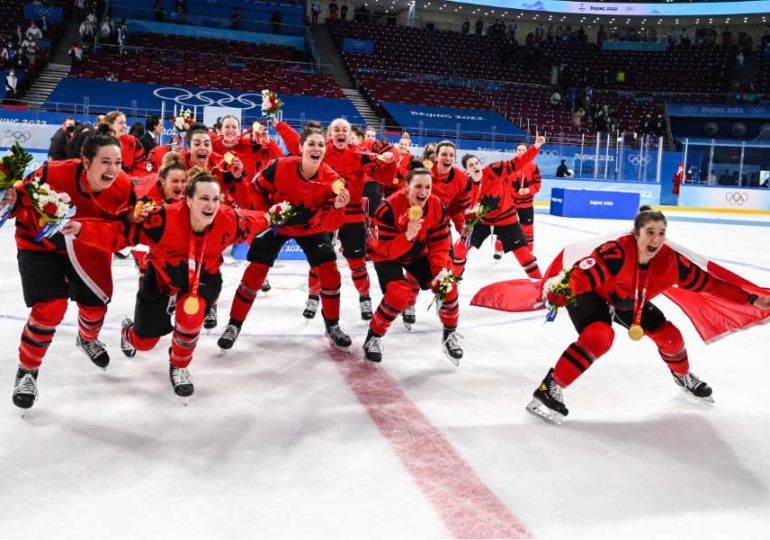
[442,349,461,367]
[402,321,412,331]
[176,396,190,407]
[678,387,715,404]
[363,358,380,370]
[526,398,565,425]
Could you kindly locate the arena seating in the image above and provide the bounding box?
[69,33,344,98]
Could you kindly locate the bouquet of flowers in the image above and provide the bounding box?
[261,89,283,118]
[0,142,33,227]
[462,203,490,247]
[171,106,195,133]
[261,200,297,236]
[428,267,462,312]
[22,179,76,241]
[542,268,575,322]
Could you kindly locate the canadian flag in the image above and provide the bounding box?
[471,232,770,343]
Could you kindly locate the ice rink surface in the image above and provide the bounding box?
[1,208,769,539]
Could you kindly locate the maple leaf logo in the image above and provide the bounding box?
[478,194,502,212]
[283,200,314,227]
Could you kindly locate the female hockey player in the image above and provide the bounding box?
[61,171,270,399]
[528,206,770,424]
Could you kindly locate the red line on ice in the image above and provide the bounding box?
[333,354,531,539]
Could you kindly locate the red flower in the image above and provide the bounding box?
[0,163,8,175]
[546,291,569,307]
[42,202,58,216]
[269,96,277,107]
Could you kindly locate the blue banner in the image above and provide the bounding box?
[381,102,526,138]
[680,185,770,211]
[24,4,64,22]
[343,39,375,54]
[539,178,661,207]
[456,1,770,16]
[46,79,364,126]
[666,103,770,119]
[126,19,304,49]
[550,187,640,220]
[602,41,666,52]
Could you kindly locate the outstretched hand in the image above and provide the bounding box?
[754,295,770,309]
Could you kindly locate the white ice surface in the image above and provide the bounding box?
[1,210,769,539]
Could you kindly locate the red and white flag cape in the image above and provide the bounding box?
[471,232,770,343]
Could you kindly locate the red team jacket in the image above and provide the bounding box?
[75,203,268,297]
[476,145,539,226]
[370,191,451,277]
[569,234,753,312]
[120,134,149,176]
[323,145,385,224]
[212,133,284,183]
[250,156,346,236]
[511,161,542,208]
[430,165,471,233]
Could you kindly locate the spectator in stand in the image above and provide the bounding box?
[99,17,114,45]
[14,25,24,47]
[48,116,76,161]
[79,19,95,46]
[117,19,128,54]
[25,21,43,42]
[475,18,484,36]
[311,1,321,24]
[329,1,339,20]
[271,9,282,34]
[1,42,15,68]
[140,116,163,152]
[341,3,349,20]
[655,114,666,137]
[68,42,84,66]
[4,68,19,103]
[231,8,241,30]
[555,159,572,178]
[20,38,38,67]
[461,18,470,35]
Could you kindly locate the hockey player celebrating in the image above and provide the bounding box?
[217,121,353,353]
[363,164,463,365]
[525,206,770,424]
[61,171,270,400]
[2,134,139,409]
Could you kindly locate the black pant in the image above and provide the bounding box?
[567,292,667,334]
[374,258,434,293]
[337,222,367,259]
[17,249,107,307]
[133,264,223,338]
[516,205,534,226]
[247,231,337,267]
[363,181,382,217]
[468,222,528,251]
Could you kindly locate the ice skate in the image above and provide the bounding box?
[12,367,38,410]
[217,323,241,351]
[120,317,137,358]
[493,249,503,261]
[441,330,463,367]
[526,368,568,425]
[261,279,272,293]
[203,304,218,330]
[402,305,416,331]
[76,334,110,369]
[672,371,714,404]
[359,295,373,321]
[169,364,194,401]
[363,331,383,366]
[302,294,320,320]
[324,322,352,351]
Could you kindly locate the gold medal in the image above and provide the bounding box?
[331,179,345,195]
[518,188,527,195]
[183,295,200,315]
[408,205,423,220]
[628,324,645,341]
[392,178,399,185]
[133,201,145,219]
[223,152,235,165]
[422,159,433,169]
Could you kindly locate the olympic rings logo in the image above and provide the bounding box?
[725,191,749,205]
[31,5,54,17]
[3,129,32,142]
[539,149,558,158]
[628,154,652,166]
[152,87,263,110]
